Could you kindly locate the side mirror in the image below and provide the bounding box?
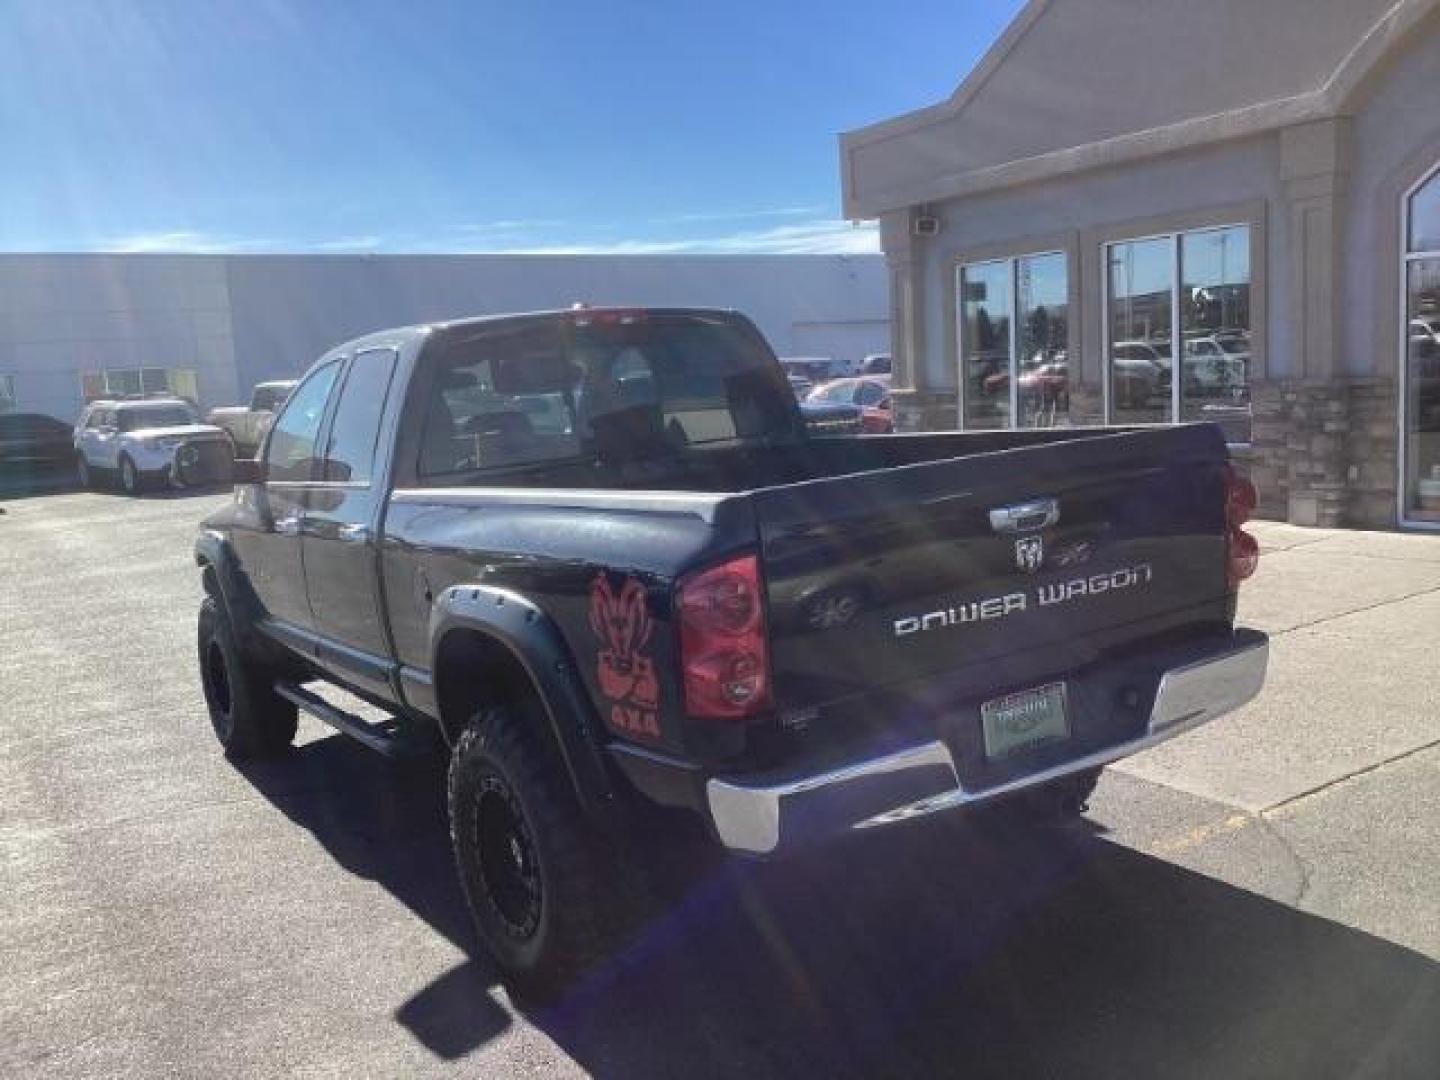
[232,458,267,484]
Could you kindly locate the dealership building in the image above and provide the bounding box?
[841,0,1440,528]
[0,252,886,425]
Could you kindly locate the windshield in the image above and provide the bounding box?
[116,406,195,431]
[419,312,797,476]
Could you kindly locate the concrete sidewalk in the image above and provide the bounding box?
[1108,520,1440,959]
[1118,521,1440,812]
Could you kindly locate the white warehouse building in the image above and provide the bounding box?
[0,253,887,422]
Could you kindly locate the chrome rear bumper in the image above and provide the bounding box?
[706,631,1268,855]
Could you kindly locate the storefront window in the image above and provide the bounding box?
[1107,237,1173,425]
[1106,225,1251,442]
[1405,166,1440,523]
[1181,226,1251,443]
[958,252,1068,429]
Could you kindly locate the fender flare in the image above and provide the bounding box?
[429,584,613,815]
[193,530,264,648]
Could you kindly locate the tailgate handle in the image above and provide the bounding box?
[989,497,1059,534]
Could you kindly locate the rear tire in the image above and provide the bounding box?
[448,704,636,1000]
[1001,767,1102,826]
[197,596,297,758]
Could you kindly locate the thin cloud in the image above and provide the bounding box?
[312,235,385,252]
[86,219,881,257]
[492,219,880,256]
[97,231,283,254]
[465,218,568,231]
[653,205,824,225]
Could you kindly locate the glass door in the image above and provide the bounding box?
[1403,165,1440,524]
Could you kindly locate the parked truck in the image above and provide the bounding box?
[194,307,1267,995]
[205,380,296,456]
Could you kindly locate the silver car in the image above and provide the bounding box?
[73,398,234,495]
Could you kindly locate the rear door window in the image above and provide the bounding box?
[321,350,397,483]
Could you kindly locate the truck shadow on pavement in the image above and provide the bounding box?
[238,734,1440,1080]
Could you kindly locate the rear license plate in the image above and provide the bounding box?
[981,682,1070,760]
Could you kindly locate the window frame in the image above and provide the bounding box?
[1100,221,1253,443]
[954,248,1070,430]
[1399,160,1440,531]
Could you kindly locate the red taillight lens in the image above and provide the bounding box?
[1227,528,1259,587]
[678,554,771,719]
[1224,466,1260,587]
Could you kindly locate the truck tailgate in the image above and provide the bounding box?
[752,425,1233,713]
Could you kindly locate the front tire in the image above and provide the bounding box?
[118,454,144,496]
[448,705,634,999]
[197,596,297,758]
[76,453,94,489]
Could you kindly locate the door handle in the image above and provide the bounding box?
[989,497,1060,534]
[337,523,370,543]
[274,516,303,536]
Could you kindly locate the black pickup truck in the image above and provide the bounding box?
[195,306,1268,993]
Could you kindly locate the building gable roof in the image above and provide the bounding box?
[841,0,1438,217]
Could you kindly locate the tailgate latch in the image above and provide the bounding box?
[988,497,1059,534]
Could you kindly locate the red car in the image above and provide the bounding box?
[805,377,892,433]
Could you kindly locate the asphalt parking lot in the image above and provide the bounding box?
[2,486,1438,1078]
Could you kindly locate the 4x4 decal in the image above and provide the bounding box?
[588,573,660,738]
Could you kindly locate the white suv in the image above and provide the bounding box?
[74,398,234,495]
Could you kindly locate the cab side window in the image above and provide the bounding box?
[265,362,339,481]
[322,349,397,483]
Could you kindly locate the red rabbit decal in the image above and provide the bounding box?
[589,573,660,736]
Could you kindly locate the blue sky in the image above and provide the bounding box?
[0,0,1022,255]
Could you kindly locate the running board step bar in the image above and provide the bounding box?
[274,681,433,759]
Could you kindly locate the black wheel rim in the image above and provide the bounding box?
[204,639,234,738]
[474,776,542,939]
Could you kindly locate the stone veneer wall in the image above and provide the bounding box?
[1247,377,1398,528]
[891,389,959,432]
[895,378,1402,530]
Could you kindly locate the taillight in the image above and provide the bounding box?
[1225,466,1260,588]
[677,553,771,719]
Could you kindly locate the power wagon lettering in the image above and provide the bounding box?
[894,563,1155,638]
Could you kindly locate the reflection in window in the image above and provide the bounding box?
[1107,237,1173,424]
[0,374,14,413]
[1015,252,1069,426]
[960,261,1011,429]
[1404,166,1440,520]
[1410,167,1440,254]
[266,362,339,481]
[1107,227,1251,442]
[1182,226,1251,443]
[959,253,1069,430]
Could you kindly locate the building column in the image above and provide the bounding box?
[882,209,953,432]
[1247,119,1396,528]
